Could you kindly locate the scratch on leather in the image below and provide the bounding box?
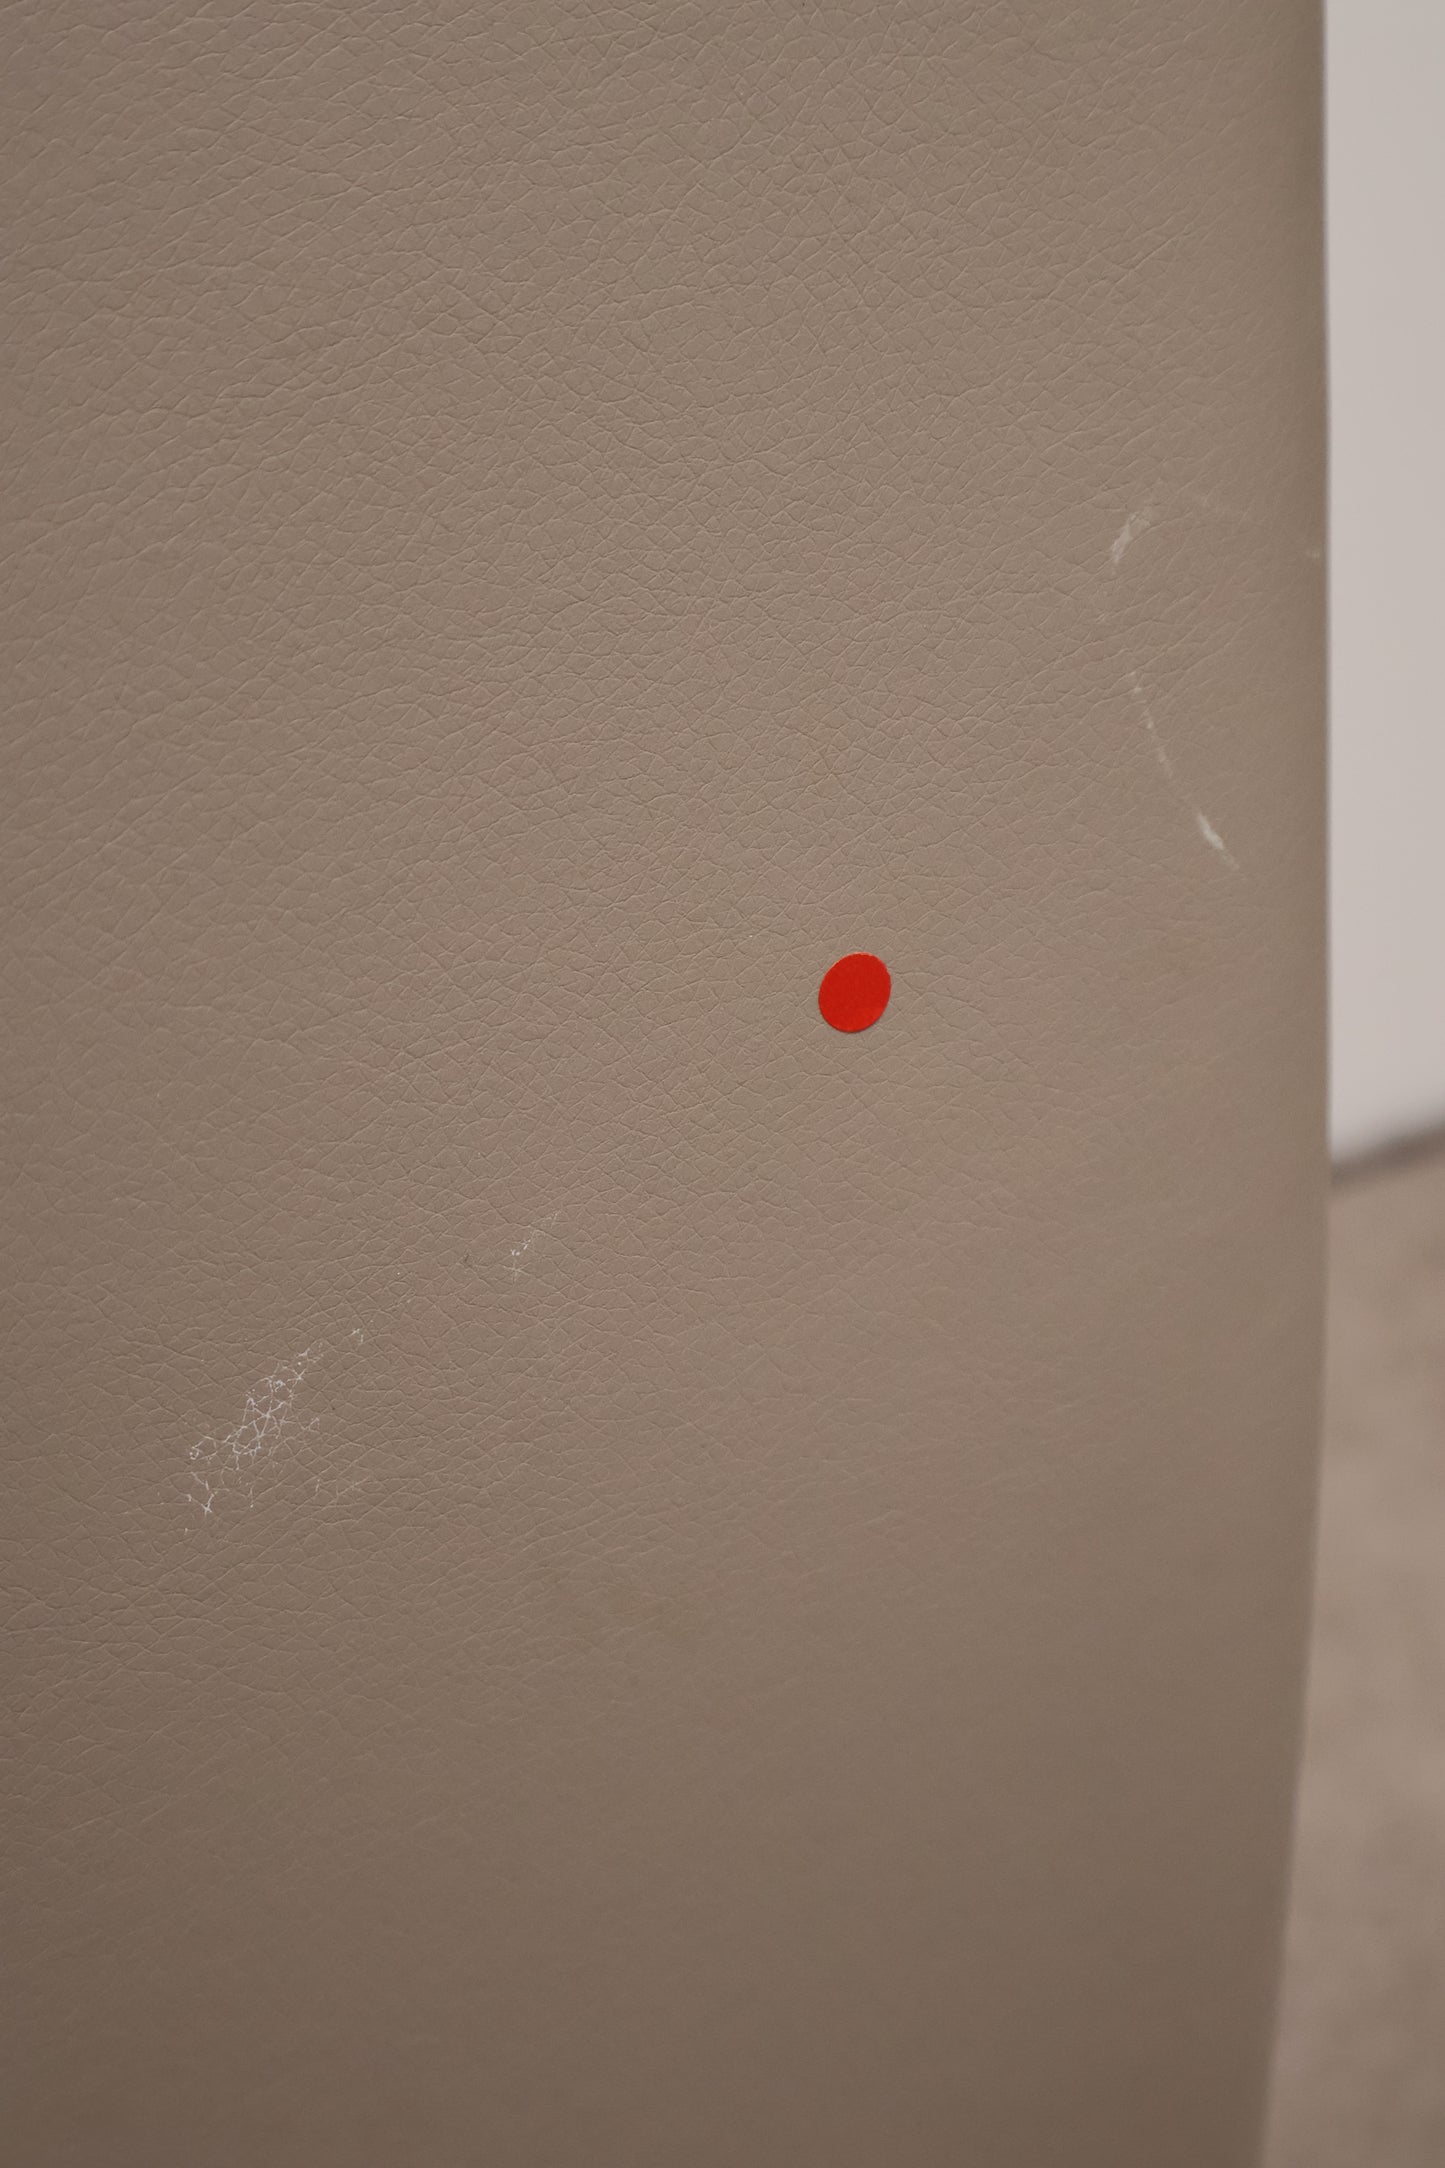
[1128,671,1240,872]
[187,1326,363,1517]
[509,1209,561,1283]
[1109,506,1155,569]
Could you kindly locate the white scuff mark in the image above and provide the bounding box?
[1132,670,1177,781]
[509,1209,561,1283]
[1110,506,1155,569]
[189,1344,318,1516]
[1128,671,1240,873]
[187,1324,367,1518]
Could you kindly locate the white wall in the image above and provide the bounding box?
[1329,2,1445,1156]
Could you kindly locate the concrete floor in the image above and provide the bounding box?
[1265,1148,1445,2168]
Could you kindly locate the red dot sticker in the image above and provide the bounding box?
[818,952,892,1034]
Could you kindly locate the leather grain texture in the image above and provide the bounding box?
[3,4,1325,2163]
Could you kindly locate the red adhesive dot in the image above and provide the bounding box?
[818,952,891,1034]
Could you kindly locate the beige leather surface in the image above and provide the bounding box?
[3,5,1325,2162]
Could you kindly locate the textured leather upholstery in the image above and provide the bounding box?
[3,5,1325,2162]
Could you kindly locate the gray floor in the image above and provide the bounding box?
[1265,1149,1445,2168]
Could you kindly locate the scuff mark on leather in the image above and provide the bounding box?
[189,1346,320,1517]
[1110,506,1155,569]
[187,1327,364,1518]
[1129,671,1240,872]
[509,1209,561,1283]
